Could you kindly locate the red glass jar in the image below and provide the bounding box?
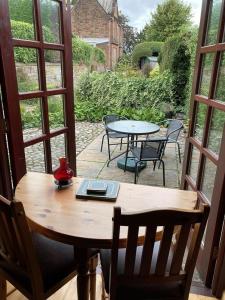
[53,157,74,187]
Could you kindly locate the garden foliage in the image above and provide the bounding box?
[75,71,174,122]
[132,42,163,67]
[72,36,105,65]
[160,32,192,109]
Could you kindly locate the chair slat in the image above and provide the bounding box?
[170,223,191,275]
[124,225,139,276]
[139,225,157,277]
[0,214,16,260]
[155,225,174,275]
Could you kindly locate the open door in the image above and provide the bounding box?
[181,0,225,288]
[0,0,76,187]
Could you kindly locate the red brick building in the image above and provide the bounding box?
[71,0,123,69]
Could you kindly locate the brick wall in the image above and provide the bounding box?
[72,0,109,39]
[71,0,123,69]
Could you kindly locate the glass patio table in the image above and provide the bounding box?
[106,120,160,169]
[15,172,197,300]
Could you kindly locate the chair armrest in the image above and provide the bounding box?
[147,137,168,142]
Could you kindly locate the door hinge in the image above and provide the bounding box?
[212,246,219,260]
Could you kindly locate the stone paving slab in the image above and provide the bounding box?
[77,130,185,189]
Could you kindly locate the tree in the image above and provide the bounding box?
[118,12,139,53]
[143,0,192,42]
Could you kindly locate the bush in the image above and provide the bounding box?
[11,20,54,63]
[75,71,174,122]
[160,31,192,109]
[132,42,163,67]
[72,36,105,65]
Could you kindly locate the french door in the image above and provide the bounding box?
[0,0,76,188]
[181,0,225,288]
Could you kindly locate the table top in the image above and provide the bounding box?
[107,120,160,135]
[15,172,197,248]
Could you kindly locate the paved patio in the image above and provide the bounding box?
[76,128,185,188]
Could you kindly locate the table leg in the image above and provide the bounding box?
[75,248,90,300]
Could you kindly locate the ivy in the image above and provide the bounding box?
[75,71,174,122]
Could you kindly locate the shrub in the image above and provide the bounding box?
[132,42,163,67]
[72,36,105,65]
[160,31,192,109]
[11,20,54,63]
[75,71,174,122]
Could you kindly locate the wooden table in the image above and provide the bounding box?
[15,172,197,300]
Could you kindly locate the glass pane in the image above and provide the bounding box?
[14,48,40,92]
[201,158,217,202]
[48,95,64,131]
[51,135,66,170]
[188,146,200,183]
[215,52,225,102]
[205,0,222,45]
[25,142,45,172]
[9,0,36,40]
[193,103,207,142]
[20,99,42,142]
[40,0,61,44]
[199,53,214,97]
[208,109,225,155]
[45,50,63,89]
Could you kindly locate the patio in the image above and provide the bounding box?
[76,127,185,188]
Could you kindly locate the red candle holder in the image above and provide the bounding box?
[53,157,74,188]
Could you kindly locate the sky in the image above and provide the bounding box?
[117,0,202,31]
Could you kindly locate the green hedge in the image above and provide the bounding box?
[72,36,105,65]
[132,42,163,67]
[11,20,54,63]
[75,71,174,122]
[160,32,192,109]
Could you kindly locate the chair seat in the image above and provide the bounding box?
[108,131,128,139]
[0,233,98,294]
[100,242,183,300]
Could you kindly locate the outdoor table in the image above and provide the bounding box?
[106,120,160,168]
[15,172,197,300]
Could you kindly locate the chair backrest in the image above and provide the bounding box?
[0,195,43,295]
[166,119,183,142]
[140,140,166,160]
[110,204,209,300]
[103,115,127,125]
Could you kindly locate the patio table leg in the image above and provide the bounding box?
[75,247,90,300]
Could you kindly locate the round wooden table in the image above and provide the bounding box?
[15,172,197,300]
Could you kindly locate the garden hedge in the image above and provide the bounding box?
[132,42,163,67]
[75,71,174,122]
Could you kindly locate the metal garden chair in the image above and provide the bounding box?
[100,115,128,160]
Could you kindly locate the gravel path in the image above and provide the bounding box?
[24,122,104,172]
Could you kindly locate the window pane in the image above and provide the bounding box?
[193,103,207,142]
[188,146,200,183]
[205,0,222,45]
[20,99,42,142]
[199,53,214,97]
[215,52,225,102]
[48,95,64,131]
[25,142,45,172]
[45,50,63,89]
[208,109,225,155]
[51,135,66,170]
[201,158,217,202]
[9,0,36,40]
[14,48,40,93]
[41,0,61,44]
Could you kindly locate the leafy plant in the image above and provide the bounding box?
[75,71,174,122]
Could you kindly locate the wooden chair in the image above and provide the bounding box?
[100,205,209,300]
[0,195,98,300]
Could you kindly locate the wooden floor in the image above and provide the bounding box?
[7,275,217,300]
